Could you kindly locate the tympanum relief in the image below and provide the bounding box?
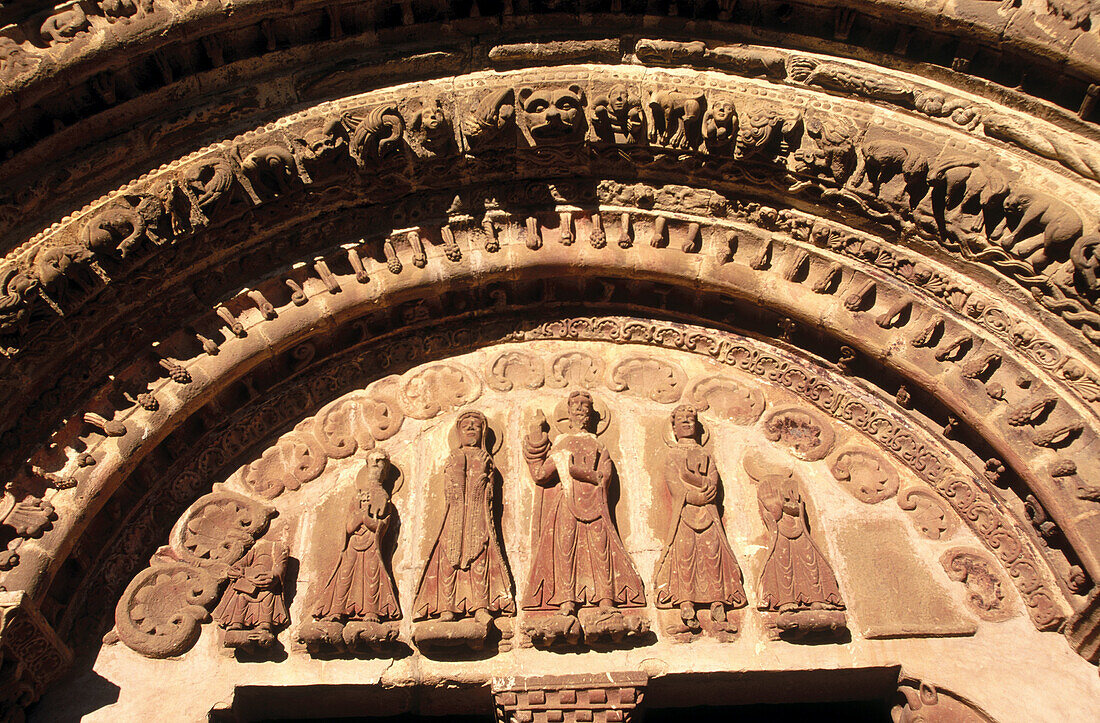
[109,337,1047,661]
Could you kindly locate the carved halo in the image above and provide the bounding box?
[446,409,503,455]
[551,391,611,437]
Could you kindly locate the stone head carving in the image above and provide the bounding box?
[455,409,487,449]
[518,85,585,141]
[670,404,700,442]
[566,390,595,433]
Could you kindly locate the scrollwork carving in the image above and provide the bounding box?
[399,363,482,419]
[940,548,1016,622]
[685,376,765,424]
[761,407,836,462]
[486,350,545,391]
[828,448,900,504]
[113,561,220,659]
[606,356,686,403]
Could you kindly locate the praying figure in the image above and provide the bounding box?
[654,405,747,633]
[746,453,846,637]
[522,391,645,639]
[313,449,400,624]
[213,538,289,651]
[413,411,514,647]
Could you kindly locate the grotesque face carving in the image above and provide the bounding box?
[671,405,698,441]
[567,391,594,431]
[518,85,585,140]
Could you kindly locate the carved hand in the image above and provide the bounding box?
[251,572,274,588]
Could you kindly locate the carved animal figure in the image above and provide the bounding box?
[462,88,515,149]
[590,85,644,145]
[799,116,859,185]
[851,138,930,200]
[34,244,94,297]
[180,157,234,218]
[702,98,738,156]
[735,105,801,162]
[39,5,89,45]
[0,266,35,336]
[995,190,1084,271]
[240,146,297,198]
[348,105,405,165]
[929,158,1008,221]
[1071,233,1100,293]
[649,90,705,149]
[518,85,586,141]
[81,204,149,258]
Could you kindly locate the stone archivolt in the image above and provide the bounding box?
[1,6,1100,717]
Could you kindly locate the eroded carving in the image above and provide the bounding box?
[940,548,1016,622]
[828,448,900,504]
[413,411,514,650]
[745,453,846,639]
[301,450,401,654]
[607,356,685,403]
[761,407,836,461]
[654,406,746,639]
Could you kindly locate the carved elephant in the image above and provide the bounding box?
[996,190,1084,271]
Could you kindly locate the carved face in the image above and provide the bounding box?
[608,85,629,115]
[457,414,484,447]
[671,407,698,441]
[519,85,584,139]
[567,393,594,431]
[423,105,445,131]
[711,99,735,125]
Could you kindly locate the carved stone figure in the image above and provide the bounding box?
[648,90,705,149]
[347,105,406,166]
[734,104,802,163]
[212,539,289,652]
[993,190,1083,272]
[302,450,400,653]
[0,267,36,338]
[654,406,747,636]
[411,99,454,155]
[240,146,297,198]
[462,88,515,150]
[745,454,846,638]
[413,411,514,649]
[590,85,644,145]
[518,85,586,143]
[702,98,737,156]
[39,5,89,45]
[521,391,646,645]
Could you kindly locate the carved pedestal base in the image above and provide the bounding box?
[522,608,649,648]
[222,627,277,654]
[413,617,490,650]
[763,608,847,640]
[662,609,740,643]
[297,619,400,656]
[493,672,648,723]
